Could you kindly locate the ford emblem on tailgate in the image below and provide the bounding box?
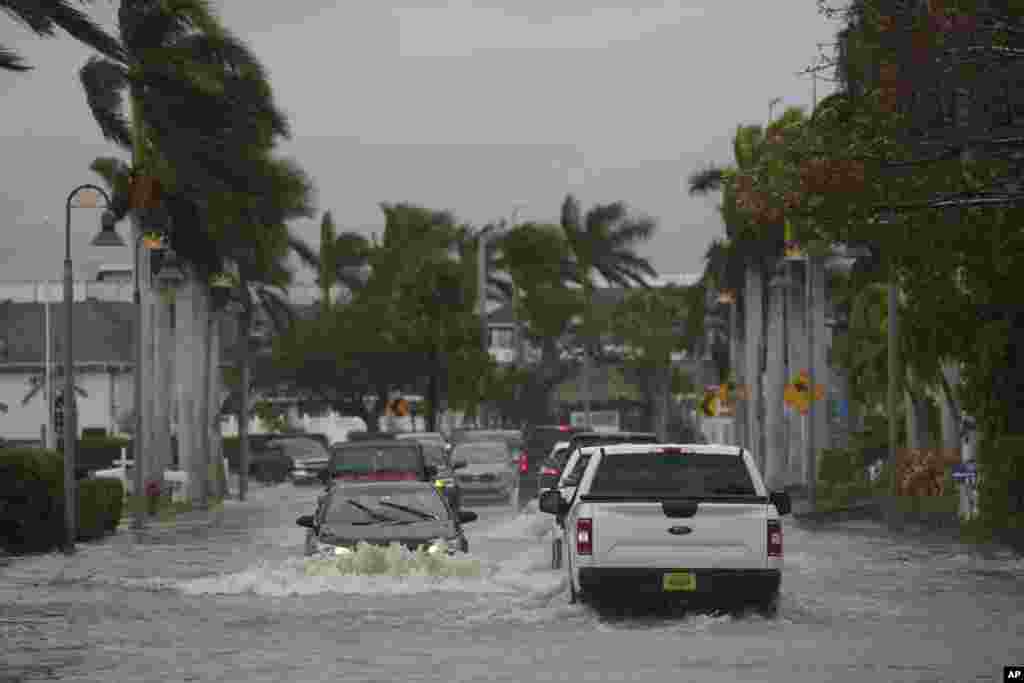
[667,526,693,535]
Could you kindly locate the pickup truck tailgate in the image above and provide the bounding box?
[588,501,767,569]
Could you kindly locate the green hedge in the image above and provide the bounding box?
[77,478,124,540]
[978,434,1024,539]
[0,447,124,553]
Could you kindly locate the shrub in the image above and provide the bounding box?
[978,434,1024,537]
[77,478,124,540]
[0,447,65,553]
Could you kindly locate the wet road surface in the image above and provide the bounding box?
[1,482,1022,682]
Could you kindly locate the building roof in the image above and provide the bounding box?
[0,299,135,367]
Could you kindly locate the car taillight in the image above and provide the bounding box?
[576,518,593,555]
[767,520,783,558]
[540,466,560,477]
[518,452,528,473]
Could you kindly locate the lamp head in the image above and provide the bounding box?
[90,211,126,248]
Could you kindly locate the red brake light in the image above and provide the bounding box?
[576,518,593,555]
[658,447,684,454]
[767,520,783,558]
[559,425,570,432]
[518,453,528,473]
[540,466,560,477]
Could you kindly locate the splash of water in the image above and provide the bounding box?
[303,541,482,579]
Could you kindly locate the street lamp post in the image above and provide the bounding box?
[63,184,120,554]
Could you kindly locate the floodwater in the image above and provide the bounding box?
[2,482,1021,682]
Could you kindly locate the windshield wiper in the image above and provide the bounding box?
[375,501,439,520]
[344,499,399,522]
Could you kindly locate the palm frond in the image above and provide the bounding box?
[89,156,133,219]
[584,202,628,237]
[49,0,124,62]
[606,216,657,249]
[288,233,319,271]
[0,44,31,71]
[687,166,727,196]
[80,57,133,148]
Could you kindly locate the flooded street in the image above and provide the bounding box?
[2,483,1022,683]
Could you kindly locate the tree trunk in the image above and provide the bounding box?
[788,264,807,485]
[190,283,209,508]
[175,277,197,503]
[764,275,786,490]
[427,350,441,433]
[237,310,251,502]
[654,366,670,441]
[939,361,962,463]
[153,290,173,474]
[809,256,829,493]
[744,265,765,473]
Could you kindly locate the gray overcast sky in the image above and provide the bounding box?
[0,1,838,283]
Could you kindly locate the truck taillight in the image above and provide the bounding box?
[767,520,783,558]
[576,518,593,555]
[540,466,560,477]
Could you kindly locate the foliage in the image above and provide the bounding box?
[0,0,122,72]
[77,478,124,540]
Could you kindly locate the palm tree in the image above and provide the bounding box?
[558,194,658,424]
[1,0,122,72]
[79,1,300,505]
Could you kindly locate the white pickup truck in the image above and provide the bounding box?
[539,443,791,612]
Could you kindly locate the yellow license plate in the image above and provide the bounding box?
[662,572,696,592]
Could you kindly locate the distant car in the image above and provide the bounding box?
[452,440,518,503]
[298,480,479,557]
[535,440,572,493]
[323,439,437,485]
[519,424,585,502]
[273,437,331,486]
[537,432,660,497]
[395,431,451,453]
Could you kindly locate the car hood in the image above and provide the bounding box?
[318,520,457,547]
[460,463,512,476]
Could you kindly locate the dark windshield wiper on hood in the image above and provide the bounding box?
[375,501,440,520]
[344,499,399,522]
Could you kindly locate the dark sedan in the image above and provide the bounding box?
[322,440,437,485]
[298,481,479,557]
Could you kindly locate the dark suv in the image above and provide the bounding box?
[535,431,660,493]
[518,425,585,502]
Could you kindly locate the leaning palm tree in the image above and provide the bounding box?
[558,194,658,423]
[1,0,122,72]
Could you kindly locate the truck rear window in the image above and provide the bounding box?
[588,452,757,498]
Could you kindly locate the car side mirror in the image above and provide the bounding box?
[539,489,566,515]
[452,459,468,470]
[296,514,315,528]
[458,510,478,524]
[770,491,792,515]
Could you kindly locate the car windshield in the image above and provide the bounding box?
[329,445,422,474]
[323,488,449,525]
[453,442,509,464]
[588,452,758,498]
